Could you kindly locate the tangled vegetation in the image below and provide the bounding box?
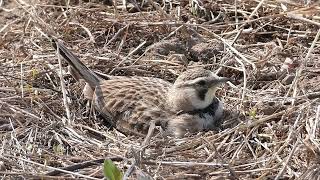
[1,0,320,179]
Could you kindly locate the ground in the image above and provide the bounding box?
[1,0,320,179]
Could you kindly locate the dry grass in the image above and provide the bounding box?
[1,0,320,179]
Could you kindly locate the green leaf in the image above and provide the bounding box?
[248,108,257,118]
[103,159,123,180]
[32,69,38,79]
[53,144,64,155]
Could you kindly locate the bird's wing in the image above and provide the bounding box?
[94,76,173,135]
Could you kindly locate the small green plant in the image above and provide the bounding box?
[103,159,123,180]
[31,68,39,79]
[52,144,64,155]
[248,108,257,119]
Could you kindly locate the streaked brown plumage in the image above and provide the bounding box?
[53,39,230,137]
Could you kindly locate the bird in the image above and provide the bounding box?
[52,39,230,138]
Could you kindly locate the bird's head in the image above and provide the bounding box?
[168,68,230,111]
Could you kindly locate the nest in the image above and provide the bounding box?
[1,0,320,179]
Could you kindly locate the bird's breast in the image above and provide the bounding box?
[190,97,223,130]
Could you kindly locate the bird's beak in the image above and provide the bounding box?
[208,76,231,86]
[217,77,231,83]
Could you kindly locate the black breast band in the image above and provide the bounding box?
[177,97,220,118]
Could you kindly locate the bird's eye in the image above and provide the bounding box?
[197,80,206,86]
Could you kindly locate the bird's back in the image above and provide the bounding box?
[94,76,175,136]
